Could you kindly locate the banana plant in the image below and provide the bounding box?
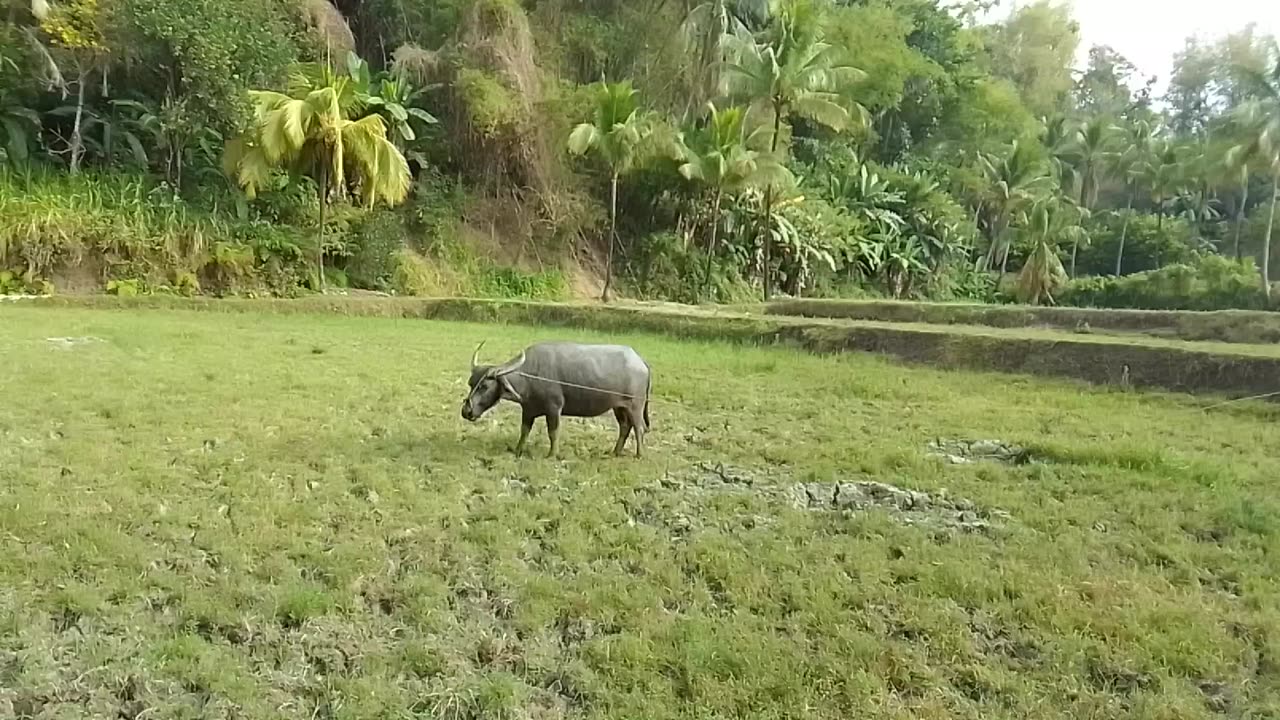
[0,95,41,166]
[345,53,438,148]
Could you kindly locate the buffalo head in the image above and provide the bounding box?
[461,341,526,421]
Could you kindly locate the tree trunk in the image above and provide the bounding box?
[1070,236,1079,279]
[317,165,328,293]
[602,173,618,303]
[701,189,722,302]
[69,67,88,174]
[1116,190,1134,276]
[762,105,783,301]
[1263,174,1277,303]
[1155,207,1163,269]
[1234,170,1249,261]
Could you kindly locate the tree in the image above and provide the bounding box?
[983,1,1080,119]
[1110,118,1153,275]
[223,59,412,291]
[977,140,1049,273]
[1139,139,1184,267]
[1015,197,1087,305]
[568,80,652,302]
[1165,37,1218,135]
[37,0,110,173]
[677,0,769,119]
[724,0,866,299]
[1041,114,1078,195]
[1074,45,1150,120]
[676,103,789,300]
[1066,117,1116,276]
[1229,50,1280,300]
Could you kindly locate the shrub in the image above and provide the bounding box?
[472,266,567,300]
[1076,212,1197,277]
[345,210,406,291]
[393,249,453,296]
[1059,255,1270,311]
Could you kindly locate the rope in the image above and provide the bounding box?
[512,371,642,400]
[1202,390,1280,411]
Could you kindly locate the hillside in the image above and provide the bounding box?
[1,0,1278,308]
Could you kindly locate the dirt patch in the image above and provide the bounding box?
[927,439,1034,465]
[659,461,1010,534]
[45,336,103,349]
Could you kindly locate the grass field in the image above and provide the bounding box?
[2,306,1279,719]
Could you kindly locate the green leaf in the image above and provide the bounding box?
[1,117,29,163]
[123,131,150,168]
[567,124,600,156]
[406,108,438,125]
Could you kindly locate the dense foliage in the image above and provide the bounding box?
[1,0,1278,308]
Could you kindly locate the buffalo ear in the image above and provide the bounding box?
[499,376,523,402]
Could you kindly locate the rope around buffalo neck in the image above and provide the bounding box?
[511,371,642,400]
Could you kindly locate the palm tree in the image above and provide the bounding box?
[568,80,651,303]
[1139,139,1183,268]
[1111,118,1153,275]
[677,0,769,119]
[1067,117,1117,276]
[1228,160,1254,260]
[224,61,411,291]
[676,103,790,299]
[723,0,866,299]
[1015,198,1088,305]
[977,141,1049,274]
[1229,52,1280,300]
[1041,114,1078,196]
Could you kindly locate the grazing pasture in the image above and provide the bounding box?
[1,306,1278,719]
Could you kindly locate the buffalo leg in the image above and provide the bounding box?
[612,408,632,457]
[632,406,646,459]
[514,411,536,457]
[545,412,561,458]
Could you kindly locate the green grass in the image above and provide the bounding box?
[2,306,1280,719]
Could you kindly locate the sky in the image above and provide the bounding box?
[986,0,1280,91]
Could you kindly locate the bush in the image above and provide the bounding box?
[624,230,755,304]
[1076,212,1197,277]
[345,210,406,291]
[472,266,567,300]
[1059,255,1270,311]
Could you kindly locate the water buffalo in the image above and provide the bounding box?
[461,341,652,458]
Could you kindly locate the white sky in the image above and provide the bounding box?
[1069,0,1278,85]
[983,0,1280,91]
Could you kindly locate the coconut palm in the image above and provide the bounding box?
[1110,118,1153,275]
[676,103,789,299]
[1065,118,1116,276]
[1070,118,1117,210]
[568,80,652,303]
[1015,198,1088,306]
[723,0,866,298]
[1138,139,1184,267]
[977,140,1050,274]
[1229,51,1280,300]
[224,59,412,290]
[1040,114,1078,196]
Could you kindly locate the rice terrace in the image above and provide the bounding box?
[2,297,1279,719]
